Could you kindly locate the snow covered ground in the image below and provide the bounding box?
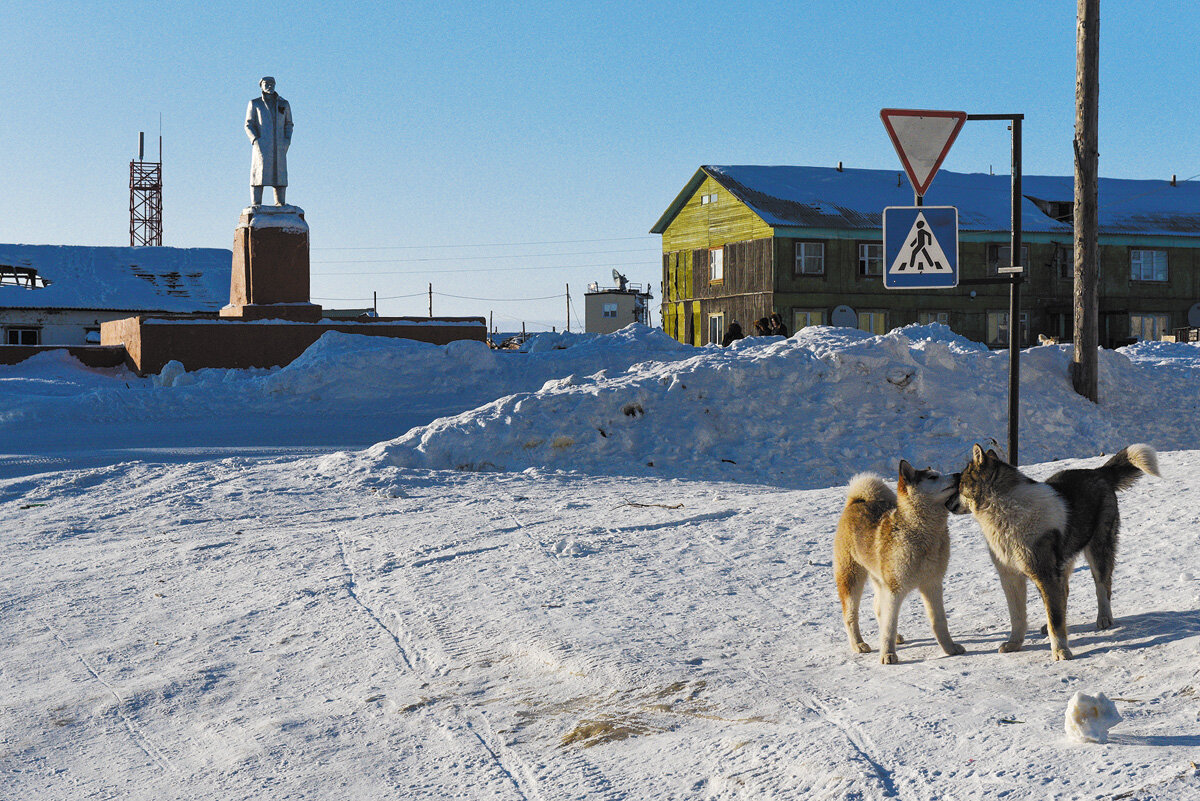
[2,324,1198,799]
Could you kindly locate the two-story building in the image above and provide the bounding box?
[651,165,1200,347]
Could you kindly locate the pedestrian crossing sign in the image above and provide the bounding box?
[882,206,958,289]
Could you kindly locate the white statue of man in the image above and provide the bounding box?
[245,76,293,206]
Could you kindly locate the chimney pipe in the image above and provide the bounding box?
[138,131,144,161]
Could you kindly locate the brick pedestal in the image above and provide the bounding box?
[220,205,322,322]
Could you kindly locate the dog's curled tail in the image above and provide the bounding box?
[1102,443,1160,491]
[845,473,896,507]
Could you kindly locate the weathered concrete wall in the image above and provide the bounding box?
[102,316,487,374]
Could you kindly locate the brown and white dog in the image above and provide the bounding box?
[834,462,966,664]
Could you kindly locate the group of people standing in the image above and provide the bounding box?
[721,312,788,346]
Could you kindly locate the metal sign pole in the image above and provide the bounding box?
[966,113,1024,465]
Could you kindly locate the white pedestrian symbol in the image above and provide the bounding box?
[889,212,952,275]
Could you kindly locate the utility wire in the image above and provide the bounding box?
[311,235,654,251]
[311,258,656,277]
[312,247,657,265]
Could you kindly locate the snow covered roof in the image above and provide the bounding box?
[0,244,232,312]
[650,165,1200,238]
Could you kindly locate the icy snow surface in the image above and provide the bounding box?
[2,323,1199,799]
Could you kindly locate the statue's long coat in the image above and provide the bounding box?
[245,93,293,187]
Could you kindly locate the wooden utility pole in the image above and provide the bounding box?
[1072,0,1100,401]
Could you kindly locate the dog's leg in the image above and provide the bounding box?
[1032,573,1073,660]
[1084,527,1117,630]
[871,580,903,644]
[919,580,965,656]
[836,559,871,653]
[992,558,1028,653]
[876,585,903,664]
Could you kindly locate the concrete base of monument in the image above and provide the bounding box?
[229,205,312,309]
[100,315,488,375]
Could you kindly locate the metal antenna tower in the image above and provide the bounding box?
[129,131,163,246]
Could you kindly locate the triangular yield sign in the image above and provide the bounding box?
[880,109,967,196]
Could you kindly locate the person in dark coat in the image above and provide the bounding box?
[721,320,744,346]
[767,312,789,337]
[753,317,770,336]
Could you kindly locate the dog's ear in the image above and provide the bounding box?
[985,449,1000,462]
[971,444,986,464]
[898,459,917,491]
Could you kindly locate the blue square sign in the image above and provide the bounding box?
[882,206,958,289]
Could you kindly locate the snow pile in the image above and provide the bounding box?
[354,324,1200,489]
[1065,691,1122,743]
[5,321,1200,491]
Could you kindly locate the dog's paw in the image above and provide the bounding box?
[880,651,899,665]
[1096,615,1113,630]
[944,642,966,656]
[1053,647,1074,661]
[895,633,905,644]
[998,641,1023,653]
[852,642,871,654]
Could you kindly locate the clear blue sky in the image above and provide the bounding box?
[2,2,1197,331]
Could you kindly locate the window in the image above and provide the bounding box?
[858,311,888,335]
[793,309,825,331]
[708,248,724,283]
[5,327,40,345]
[1054,244,1072,280]
[700,192,718,205]
[794,242,825,275]
[858,243,883,276]
[1131,249,1167,282]
[602,303,617,319]
[986,311,1030,347]
[1129,313,1170,341]
[707,313,725,345]
[918,311,950,326]
[988,244,1029,274]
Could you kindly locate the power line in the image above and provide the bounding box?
[311,235,655,251]
[311,258,657,277]
[311,247,657,265]
[434,292,564,302]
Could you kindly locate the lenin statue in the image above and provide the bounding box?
[245,76,293,206]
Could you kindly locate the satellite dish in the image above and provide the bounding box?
[612,268,622,281]
[1188,302,1200,327]
[831,304,857,328]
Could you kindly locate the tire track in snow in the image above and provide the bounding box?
[40,618,175,774]
[690,513,902,799]
[334,522,545,801]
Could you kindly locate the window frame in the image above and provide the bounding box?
[857,310,888,335]
[1129,312,1170,341]
[918,311,950,327]
[986,311,1030,347]
[1130,249,1168,283]
[792,309,825,332]
[858,242,883,277]
[707,312,725,346]
[601,303,618,319]
[794,241,825,276]
[708,247,724,284]
[987,243,1029,275]
[4,327,41,346]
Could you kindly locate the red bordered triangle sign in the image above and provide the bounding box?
[880,109,967,196]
